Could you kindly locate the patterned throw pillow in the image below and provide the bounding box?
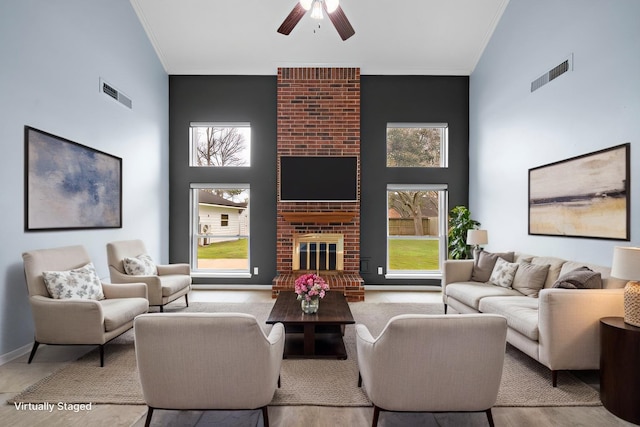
[43,262,104,300]
[123,254,157,275]
[489,257,519,288]
[471,250,516,282]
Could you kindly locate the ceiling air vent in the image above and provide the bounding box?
[530,54,573,93]
[99,78,132,109]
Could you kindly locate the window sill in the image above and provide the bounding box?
[191,271,252,279]
[385,272,442,280]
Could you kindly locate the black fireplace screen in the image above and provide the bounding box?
[299,243,338,270]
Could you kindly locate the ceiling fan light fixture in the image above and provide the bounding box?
[325,0,339,13]
[310,0,323,20]
[277,0,354,40]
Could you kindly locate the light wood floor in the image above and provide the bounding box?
[0,290,634,427]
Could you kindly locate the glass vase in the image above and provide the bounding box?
[301,297,320,314]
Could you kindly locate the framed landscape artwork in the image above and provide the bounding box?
[528,143,630,240]
[25,126,122,231]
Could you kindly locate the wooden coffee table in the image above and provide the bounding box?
[266,291,355,359]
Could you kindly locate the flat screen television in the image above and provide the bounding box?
[279,156,358,202]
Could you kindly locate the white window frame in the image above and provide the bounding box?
[189,122,251,167]
[190,183,251,278]
[386,122,449,168]
[385,184,448,279]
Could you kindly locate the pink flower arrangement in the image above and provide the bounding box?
[294,273,329,301]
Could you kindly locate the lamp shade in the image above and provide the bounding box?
[611,246,640,280]
[466,229,488,246]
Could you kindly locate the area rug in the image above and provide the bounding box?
[10,301,601,407]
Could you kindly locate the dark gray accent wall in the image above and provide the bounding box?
[169,76,278,285]
[359,76,469,285]
[169,75,469,286]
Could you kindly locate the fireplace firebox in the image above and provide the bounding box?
[293,234,344,271]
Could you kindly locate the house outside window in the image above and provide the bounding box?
[189,122,251,167]
[191,184,250,277]
[386,123,448,168]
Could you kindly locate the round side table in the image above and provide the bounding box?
[600,316,640,424]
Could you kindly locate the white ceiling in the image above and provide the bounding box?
[130,0,509,75]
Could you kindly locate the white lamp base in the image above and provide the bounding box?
[624,280,640,327]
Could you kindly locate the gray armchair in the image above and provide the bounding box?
[134,313,285,427]
[106,239,191,312]
[22,245,149,366]
[356,313,508,427]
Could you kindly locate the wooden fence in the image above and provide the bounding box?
[388,217,438,236]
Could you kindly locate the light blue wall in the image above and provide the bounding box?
[470,0,640,265]
[0,1,168,359]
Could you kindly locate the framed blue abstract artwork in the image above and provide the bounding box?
[25,126,122,231]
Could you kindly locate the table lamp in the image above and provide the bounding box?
[611,246,640,327]
[466,229,488,259]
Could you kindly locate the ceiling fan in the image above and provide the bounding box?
[277,0,355,41]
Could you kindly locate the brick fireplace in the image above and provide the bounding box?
[272,67,365,302]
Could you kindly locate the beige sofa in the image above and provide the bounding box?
[442,252,625,386]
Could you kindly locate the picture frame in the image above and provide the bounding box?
[528,143,630,240]
[25,126,122,231]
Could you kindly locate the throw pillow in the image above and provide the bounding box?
[512,262,550,297]
[488,257,519,288]
[552,266,602,289]
[123,254,157,275]
[43,262,104,300]
[471,250,516,282]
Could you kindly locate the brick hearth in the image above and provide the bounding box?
[273,67,364,302]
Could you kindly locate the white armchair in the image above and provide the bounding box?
[356,314,507,427]
[134,313,285,427]
[106,239,191,312]
[22,245,149,366]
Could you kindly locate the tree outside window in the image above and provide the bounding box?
[387,188,444,273]
[385,122,448,276]
[386,123,447,168]
[190,123,251,167]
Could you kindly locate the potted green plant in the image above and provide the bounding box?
[448,205,480,260]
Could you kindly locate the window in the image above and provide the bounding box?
[386,123,448,167]
[189,122,251,167]
[386,184,448,278]
[191,184,250,277]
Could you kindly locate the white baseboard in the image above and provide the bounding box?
[364,285,442,291]
[0,343,32,366]
[192,284,272,290]
[192,284,442,292]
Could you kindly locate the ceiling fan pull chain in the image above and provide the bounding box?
[277,0,355,41]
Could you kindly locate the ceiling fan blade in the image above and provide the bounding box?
[277,3,307,35]
[323,4,355,41]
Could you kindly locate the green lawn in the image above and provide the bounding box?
[198,238,248,259]
[388,239,440,270]
[198,237,438,270]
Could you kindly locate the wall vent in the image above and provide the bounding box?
[99,78,132,109]
[530,54,573,93]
